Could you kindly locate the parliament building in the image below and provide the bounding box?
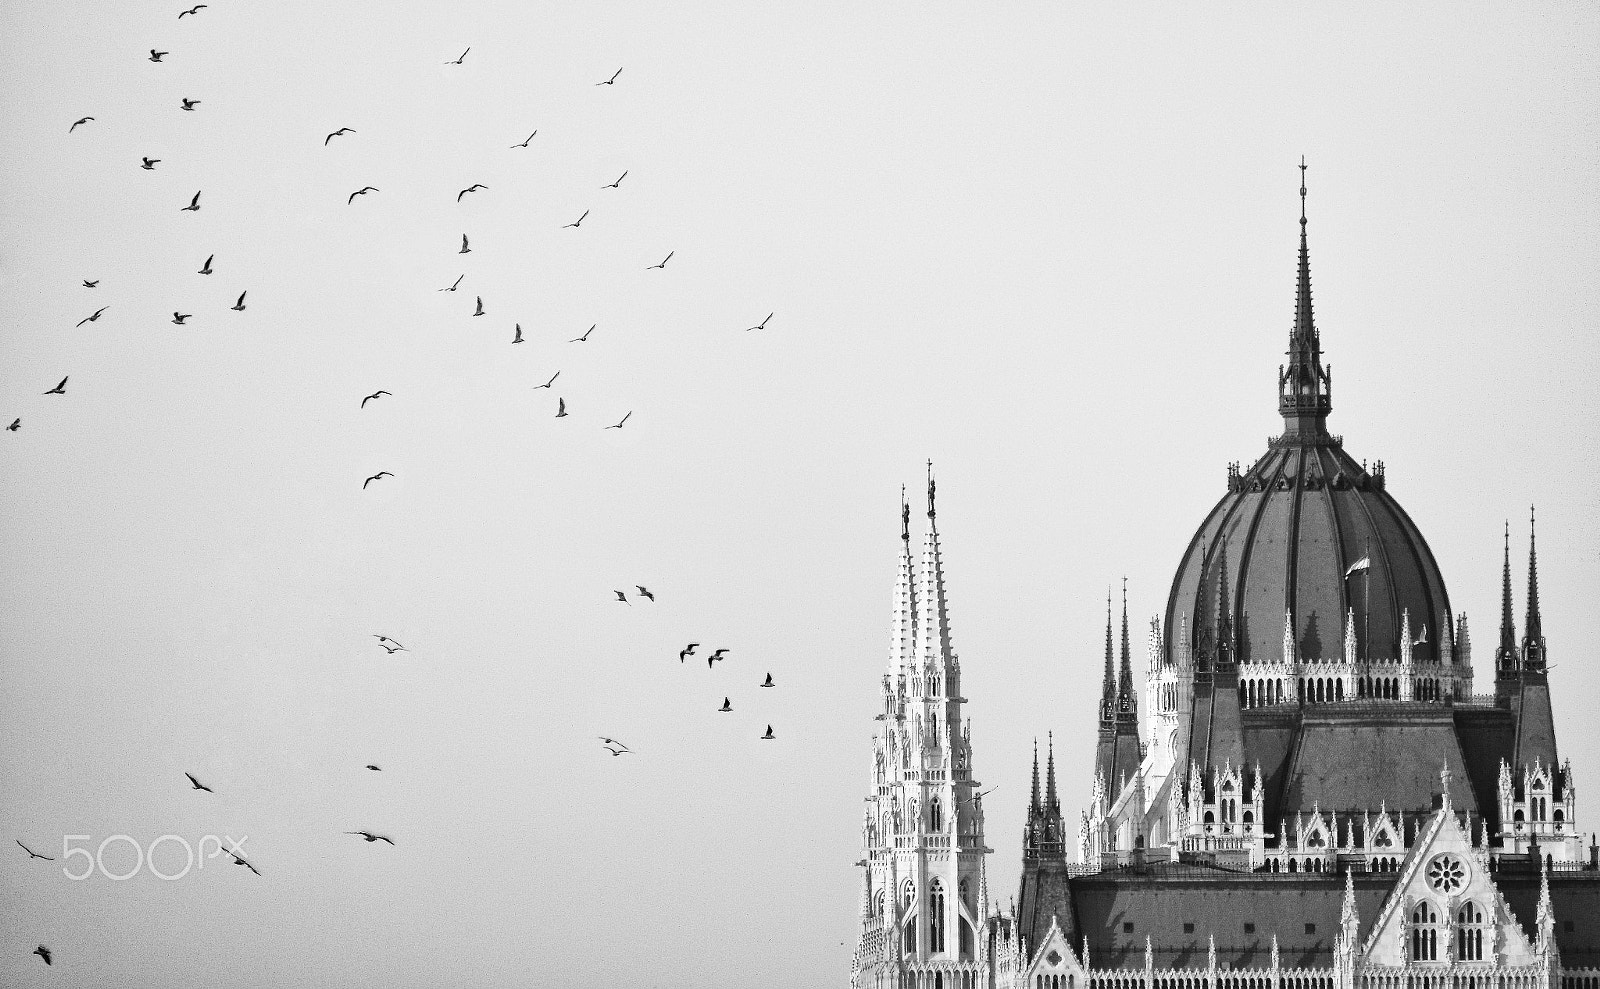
[849,171,1599,989]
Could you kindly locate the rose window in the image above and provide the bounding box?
[1427,854,1467,894]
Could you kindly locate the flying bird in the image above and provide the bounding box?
[603,745,632,756]
[150,50,168,61]
[34,946,51,966]
[224,849,261,876]
[761,673,774,688]
[457,184,487,202]
[180,98,200,111]
[361,390,391,408]
[198,254,214,275]
[512,324,523,344]
[6,419,18,432]
[604,411,632,430]
[707,648,729,668]
[376,642,403,654]
[555,397,567,418]
[532,371,559,389]
[439,274,464,292]
[472,296,485,316]
[602,171,627,189]
[374,635,406,651]
[614,590,630,605]
[761,725,776,740]
[459,234,471,254]
[76,307,108,327]
[345,831,395,844]
[746,312,773,331]
[44,377,68,395]
[231,291,247,311]
[679,643,699,663]
[569,324,595,342]
[1414,624,1428,646]
[635,586,653,601]
[719,697,732,713]
[363,471,393,489]
[647,251,673,270]
[16,840,54,861]
[141,157,159,170]
[563,210,588,229]
[172,312,191,324]
[185,772,213,793]
[325,127,355,145]
[596,67,622,86]
[511,131,536,148]
[445,48,470,64]
[598,737,630,750]
[83,279,99,287]
[365,765,381,771]
[70,117,94,132]
[178,4,207,16]
[347,186,379,204]
[181,190,201,211]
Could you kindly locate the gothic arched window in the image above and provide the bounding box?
[875,889,886,918]
[929,878,946,954]
[930,798,943,832]
[1456,901,1486,962]
[1411,901,1441,961]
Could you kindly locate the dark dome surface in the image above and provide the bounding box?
[1162,188,1454,671]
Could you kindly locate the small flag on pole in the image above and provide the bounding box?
[1344,557,1371,578]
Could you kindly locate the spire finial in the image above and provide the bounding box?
[926,460,936,519]
[1524,505,1546,666]
[901,485,910,542]
[1045,731,1058,811]
[1499,520,1518,669]
[1300,156,1308,226]
[1101,589,1116,722]
[1279,158,1331,435]
[1030,738,1041,814]
[1117,578,1135,716]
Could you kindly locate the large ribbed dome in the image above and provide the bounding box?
[1163,173,1455,672]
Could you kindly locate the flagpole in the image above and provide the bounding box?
[1362,538,1370,664]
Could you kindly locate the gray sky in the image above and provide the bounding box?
[2,2,1597,986]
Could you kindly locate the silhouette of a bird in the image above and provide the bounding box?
[180,98,200,111]
[746,312,773,331]
[647,251,673,270]
[325,127,355,145]
[596,67,622,86]
[472,296,485,316]
[34,946,51,966]
[374,635,406,651]
[178,4,206,16]
[365,764,381,771]
[761,725,776,740]
[511,131,536,148]
[231,291,247,311]
[614,590,630,605]
[198,254,214,275]
[532,371,559,389]
[70,117,93,132]
[512,324,523,344]
[83,279,99,287]
[141,157,159,170]
[347,186,378,204]
[181,190,202,211]
[150,50,168,61]
[1414,625,1428,646]
[598,736,630,750]
[361,390,391,408]
[459,234,471,254]
[707,648,729,668]
[185,772,212,793]
[445,48,470,65]
[172,312,191,324]
[718,697,732,713]
[569,324,595,342]
[457,184,487,202]
[346,831,394,844]
[6,420,18,432]
[603,171,627,189]
[363,472,393,489]
[224,849,261,875]
[603,745,632,756]
[16,840,54,861]
[604,411,632,430]
[439,274,464,292]
[563,210,588,229]
[44,377,68,395]
[77,307,108,327]
[761,673,774,688]
[679,643,699,663]
[635,585,653,601]
[555,397,567,418]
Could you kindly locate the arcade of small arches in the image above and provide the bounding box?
[1236,671,1461,709]
[1408,899,1491,963]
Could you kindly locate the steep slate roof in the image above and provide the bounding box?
[1497,871,1600,966]
[1280,704,1478,815]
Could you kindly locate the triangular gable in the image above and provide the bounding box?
[1362,802,1539,966]
[1025,914,1085,980]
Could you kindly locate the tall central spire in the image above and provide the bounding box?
[1497,520,1518,675]
[1523,506,1546,670]
[1277,158,1333,439]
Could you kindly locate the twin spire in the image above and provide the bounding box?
[1099,582,1139,726]
[1496,509,1548,675]
[888,464,956,680]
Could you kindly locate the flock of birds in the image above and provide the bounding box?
[15,7,791,972]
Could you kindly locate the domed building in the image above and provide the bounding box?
[850,168,1598,989]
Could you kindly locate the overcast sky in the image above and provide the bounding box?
[2,2,1597,987]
